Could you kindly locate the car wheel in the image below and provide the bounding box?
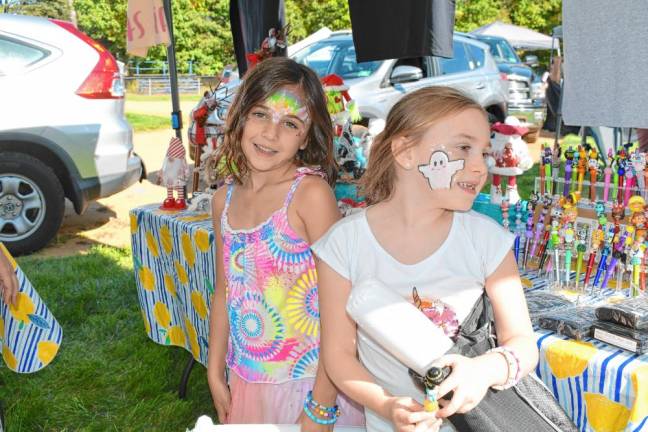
[0,152,65,255]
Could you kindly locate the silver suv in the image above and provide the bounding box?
[0,14,143,254]
[291,31,508,131]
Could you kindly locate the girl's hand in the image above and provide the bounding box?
[0,250,18,307]
[297,410,334,432]
[432,354,495,418]
[208,376,231,424]
[386,396,442,432]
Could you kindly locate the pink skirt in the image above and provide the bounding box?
[227,372,365,426]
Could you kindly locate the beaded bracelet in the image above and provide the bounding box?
[487,346,521,390]
[303,391,340,425]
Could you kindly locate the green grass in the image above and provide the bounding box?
[125,113,171,132]
[126,94,203,102]
[1,247,214,431]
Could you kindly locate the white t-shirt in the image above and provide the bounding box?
[312,209,514,432]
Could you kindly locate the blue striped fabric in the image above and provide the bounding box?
[0,243,63,373]
[131,205,215,366]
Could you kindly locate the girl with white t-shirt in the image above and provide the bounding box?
[312,87,539,432]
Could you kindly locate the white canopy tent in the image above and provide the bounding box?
[471,20,555,51]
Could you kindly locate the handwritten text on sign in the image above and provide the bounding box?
[126,0,170,57]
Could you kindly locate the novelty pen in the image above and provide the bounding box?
[575,230,587,288]
[624,170,635,207]
[585,223,604,288]
[552,146,562,195]
[564,159,573,197]
[618,160,626,205]
[531,197,551,257]
[523,218,534,270]
[603,163,612,202]
[641,242,647,292]
[594,226,615,288]
[577,146,587,194]
[571,150,580,191]
[589,164,598,202]
[631,246,641,297]
[564,224,574,284]
[631,150,646,197]
[601,229,628,289]
[551,222,561,285]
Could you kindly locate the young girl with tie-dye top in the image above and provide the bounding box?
[207,57,364,430]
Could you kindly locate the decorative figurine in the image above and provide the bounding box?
[158,137,190,210]
[487,117,533,204]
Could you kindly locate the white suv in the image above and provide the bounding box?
[0,14,142,254]
[291,31,508,131]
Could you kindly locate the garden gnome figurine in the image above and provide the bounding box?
[487,116,533,205]
[158,136,190,210]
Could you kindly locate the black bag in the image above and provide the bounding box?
[445,294,578,432]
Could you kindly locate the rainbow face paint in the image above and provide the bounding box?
[264,89,310,125]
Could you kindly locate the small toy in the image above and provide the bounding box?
[158,137,190,210]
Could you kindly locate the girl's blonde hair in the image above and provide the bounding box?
[360,86,486,204]
[219,57,336,186]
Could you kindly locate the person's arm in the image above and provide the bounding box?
[0,243,18,307]
[434,251,538,418]
[207,187,231,423]
[293,177,341,429]
[318,261,440,431]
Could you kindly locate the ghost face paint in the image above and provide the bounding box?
[418,151,465,189]
[411,108,490,211]
[241,85,311,173]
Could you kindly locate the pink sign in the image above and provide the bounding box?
[126,0,170,57]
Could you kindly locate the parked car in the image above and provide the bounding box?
[0,14,143,255]
[189,30,508,154]
[470,34,545,125]
[291,31,508,131]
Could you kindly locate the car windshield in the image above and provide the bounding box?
[292,38,382,79]
[483,38,520,64]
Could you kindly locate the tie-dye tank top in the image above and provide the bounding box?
[221,168,323,383]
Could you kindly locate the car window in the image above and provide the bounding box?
[438,41,471,75]
[292,39,381,79]
[0,37,48,74]
[338,45,381,79]
[293,43,336,77]
[466,43,485,69]
[483,38,519,63]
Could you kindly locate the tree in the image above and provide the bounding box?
[455,0,507,32]
[286,0,351,42]
[3,0,71,19]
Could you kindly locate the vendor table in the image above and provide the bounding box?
[131,204,648,431]
[0,243,62,373]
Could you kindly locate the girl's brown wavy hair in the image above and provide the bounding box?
[218,57,336,186]
[360,86,486,204]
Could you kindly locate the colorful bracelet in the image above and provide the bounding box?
[303,391,340,424]
[487,346,521,390]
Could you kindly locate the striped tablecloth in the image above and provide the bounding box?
[130,206,648,431]
[0,243,62,373]
[130,204,215,366]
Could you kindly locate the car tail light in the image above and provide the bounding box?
[499,73,508,81]
[50,19,124,99]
